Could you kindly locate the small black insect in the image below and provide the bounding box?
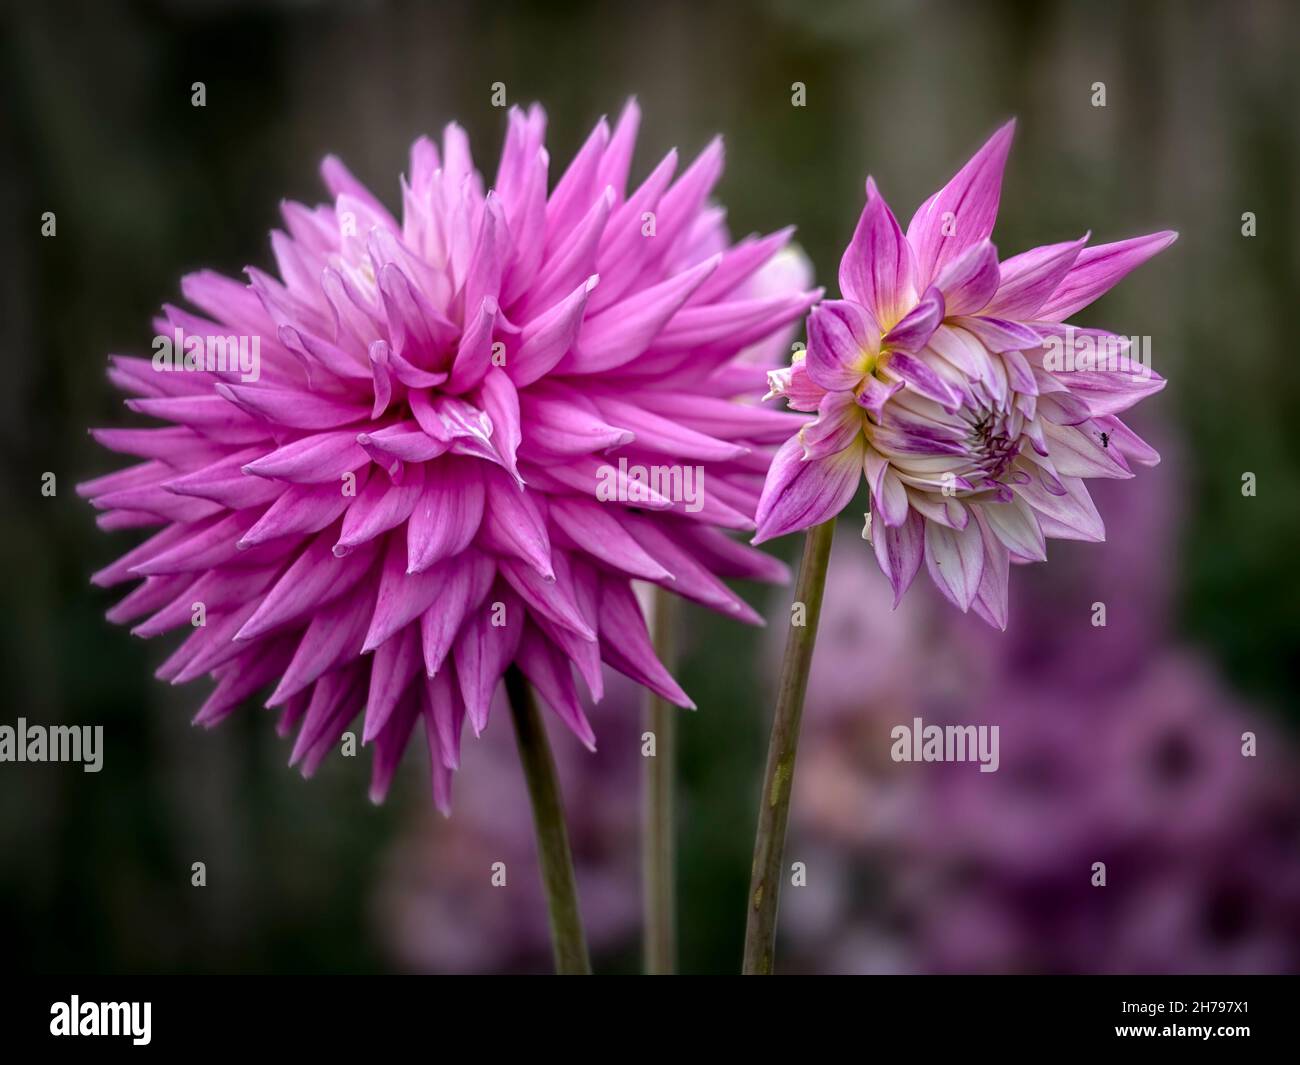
[1099,431,1110,449]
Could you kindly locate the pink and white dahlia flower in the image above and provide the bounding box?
[82,101,818,810]
[754,120,1176,628]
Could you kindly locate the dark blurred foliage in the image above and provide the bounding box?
[0,0,1295,973]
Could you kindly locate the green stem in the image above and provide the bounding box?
[643,588,678,974]
[505,666,592,975]
[742,517,837,974]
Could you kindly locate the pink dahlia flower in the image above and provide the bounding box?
[754,121,1176,628]
[82,101,818,811]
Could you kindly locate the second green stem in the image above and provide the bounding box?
[741,517,837,974]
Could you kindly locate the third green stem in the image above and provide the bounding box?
[643,588,678,974]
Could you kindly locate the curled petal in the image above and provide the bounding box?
[882,285,945,353]
[855,373,904,417]
[805,299,880,391]
[933,239,1000,316]
[801,390,864,461]
[765,360,826,413]
[883,351,961,411]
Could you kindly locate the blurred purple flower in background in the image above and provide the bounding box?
[374,670,643,973]
[778,437,1300,973]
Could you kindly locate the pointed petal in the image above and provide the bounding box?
[479,473,553,578]
[923,517,986,612]
[984,235,1087,319]
[906,120,1016,286]
[839,178,917,328]
[419,552,495,677]
[563,254,719,373]
[549,497,673,580]
[509,275,597,387]
[336,462,425,552]
[446,295,499,394]
[871,506,924,607]
[596,576,694,708]
[949,315,1041,353]
[515,625,596,749]
[1037,231,1178,321]
[1015,473,1105,542]
[454,591,524,734]
[753,435,865,543]
[969,508,1011,629]
[363,624,422,742]
[980,495,1047,561]
[407,459,486,573]
[478,367,523,482]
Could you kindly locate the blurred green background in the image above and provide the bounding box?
[1,0,1296,973]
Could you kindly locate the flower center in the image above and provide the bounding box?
[967,410,1020,481]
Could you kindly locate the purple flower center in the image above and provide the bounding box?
[967,409,1020,482]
